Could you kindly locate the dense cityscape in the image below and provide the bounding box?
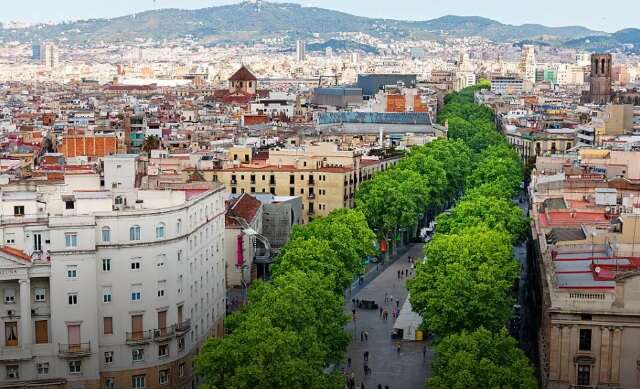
[0,1,640,388]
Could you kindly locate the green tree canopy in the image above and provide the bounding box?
[435,194,529,242]
[408,227,517,335]
[428,328,537,389]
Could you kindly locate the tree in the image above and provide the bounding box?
[419,139,472,199]
[142,135,160,155]
[435,194,529,242]
[428,328,537,389]
[272,237,349,291]
[195,272,347,389]
[467,152,523,197]
[408,227,517,335]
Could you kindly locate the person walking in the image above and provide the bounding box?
[360,331,364,342]
[379,306,383,318]
[378,385,383,389]
[384,292,388,303]
[364,331,368,342]
[396,300,400,309]
[364,351,369,361]
[396,343,401,354]
[361,383,365,389]
[348,356,352,367]
[397,269,401,279]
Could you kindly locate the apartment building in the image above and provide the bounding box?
[203,143,400,221]
[0,170,226,389]
[530,154,640,389]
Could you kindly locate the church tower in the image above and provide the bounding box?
[589,53,612,105]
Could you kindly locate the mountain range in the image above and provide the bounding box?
[0,1,637,52]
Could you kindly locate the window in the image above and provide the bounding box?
[105,378,115,389]
[176,219,182,233]
[157,280,166,298]
[102,258,111,272]
[34,288,46,302]
[68,293,78,305]
[158,343,169,358]
[159,369,169,385]
[577,365,591,385]
[156,223,166,239]
[103,317,113,335]
[5,233,15,245]
[129,225,141,241]
[103,287,112,303]
[132,375,146,389]
[132,348,144,362]
[36,362,49,375]
[35,320,48,344]
[65,233,78,248]
[178,363,185,378]
[177,336,185,352]
[65,200,75,210]
[68,360,81,374]
[131,286,141,302]
[13,206,24,216]
[130,259,141,271]
[579,329,592,351]
[5,322,18,346]
[66,265,78,279]
[6,365,19,379]
[4,288,16,304]
[104,351,113,364]
[289,187,295,196]
[101,227,111,242]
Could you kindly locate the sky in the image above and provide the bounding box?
[1,0,637,33]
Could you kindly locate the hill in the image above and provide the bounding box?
[0,1,609,45]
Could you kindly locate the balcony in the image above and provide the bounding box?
[307,179,315,186]
[308,193,316,199]
[230,179,238,185]
[58,343,91,358]
[153,325,176,342]
[570,386,595,389]
[175,319,192,335]
[126,330,153,345]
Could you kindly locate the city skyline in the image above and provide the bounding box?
[1,0,638,33]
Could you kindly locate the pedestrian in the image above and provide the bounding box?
[384,292,388,303]
[352,298,356,306]
[396,344,401,354]
[364,351,369,361]
[364,331,368,341]
[423,345,427,359]
[348,356,352,367]
[397,269,401,279]
[361,383,365,389]
[396,300,399,309]
[405,268,409,277]
[385,386,389,389]
[389,295,393,303]
[378,385,383,389]
[360,331,364,342]
[379,306,383,318]
[383,310,388,321]
[363,364,368,375]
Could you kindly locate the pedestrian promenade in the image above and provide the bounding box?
[343,244,431,389]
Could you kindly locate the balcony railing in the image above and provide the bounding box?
[308,193,316,199]
[126,330,153,344]
[175,319,192,334]
[153,325,176,341]
[58,342,91,357]
[570,385,595,389]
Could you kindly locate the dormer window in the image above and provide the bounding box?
[65,201,75,210]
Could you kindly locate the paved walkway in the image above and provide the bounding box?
[343,244,431,389]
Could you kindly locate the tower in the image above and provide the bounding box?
[589,53,612,105]
[41,43,58,69]
[295,40,306,62]
[519,45,537,84]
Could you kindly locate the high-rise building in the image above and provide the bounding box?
[589,53,612,105]
[519,45,537,84]
[41,43,58,69]
[576,51,591,67]
[325,47,333,58]
[31,43,42,61]
[295,40,305,62]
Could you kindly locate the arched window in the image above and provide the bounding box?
[129,225,141,241]
[601,58,606,75]
[101,227,111,242]
[177,218,182,234]
[156,223,166,239]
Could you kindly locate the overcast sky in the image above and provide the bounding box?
[2,0,636,33]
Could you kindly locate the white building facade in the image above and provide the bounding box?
[0,179,226,389]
